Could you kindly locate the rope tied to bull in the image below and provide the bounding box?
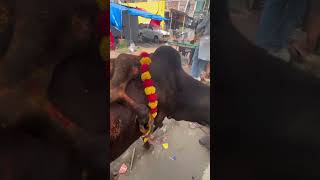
[139,52,158,143]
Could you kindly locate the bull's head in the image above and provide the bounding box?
[110,54,140,103]
[110,53,152,140]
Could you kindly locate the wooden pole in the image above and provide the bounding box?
[129,147,136,172]
[128,13,131,42]
[182,14,186,32]
[203,0,206,14]
[192,0,197,17]
[184,0,190,12]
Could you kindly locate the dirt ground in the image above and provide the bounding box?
[110,43,166,58]
[110,43,194,75]
[111,118,210,180]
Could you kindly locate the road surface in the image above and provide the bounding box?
[111,118,210,180]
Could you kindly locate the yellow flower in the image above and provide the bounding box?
[151,112,157,118]
[144,86,156,95]
[141,71,151,81]
[143,137,149,143]
[140,57,151,65]
[148,101,158,109]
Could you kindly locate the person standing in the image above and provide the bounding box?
[191,12,210,81]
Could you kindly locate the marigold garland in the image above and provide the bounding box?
[141,71,151,81]
[147,94,157,102]
[144,86,156,95]
[139,52,158,143]
[140,57,152,65]
[148,101,158,109]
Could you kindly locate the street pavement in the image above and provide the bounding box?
[111,118,210,180]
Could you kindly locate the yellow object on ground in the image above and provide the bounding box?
[162,143,169,149]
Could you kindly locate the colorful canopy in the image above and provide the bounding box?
[110,2,168,30]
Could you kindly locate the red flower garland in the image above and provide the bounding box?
[139,52,158,142]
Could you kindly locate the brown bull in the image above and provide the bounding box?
[110,47,211,178]
[47,45,210,180]
[110,46,210,128]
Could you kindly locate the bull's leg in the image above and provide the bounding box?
[119,90,150,128]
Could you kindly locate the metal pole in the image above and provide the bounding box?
[182,14,185,32]
[120,11,123,39]
[120,27,123,39]
[128,13,131,42]
[169,11,172,30]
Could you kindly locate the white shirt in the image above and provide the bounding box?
[198,35,210,61]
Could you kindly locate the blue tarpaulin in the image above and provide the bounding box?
[110,2,168,30]
[126,8,168,21]
[110,3,127,30]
